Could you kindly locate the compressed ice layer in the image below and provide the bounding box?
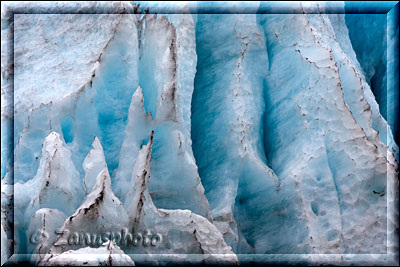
[343,8,399,148]
[10,11,212,222]
[114,11,211,219]
[192,13,309,253]
[11,13,140,183]
[258,2,398,254]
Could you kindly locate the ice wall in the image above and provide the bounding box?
[1,1,398,266]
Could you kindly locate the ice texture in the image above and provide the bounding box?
[27,208,67,262]
[46,167,129,256]
[1,1,399,266]
[83,137,108,194]
[1,223,10,265]
[0,180,13,265]
[22,132,84,221]
[257,1,398,255]
[192,12,290,253]
[114,11,211,219]
[40,241,135,266]
[12,132,84,256]
[344,4,399,151]
[123,132,238,264]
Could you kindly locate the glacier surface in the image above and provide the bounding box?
[1,1,399,266]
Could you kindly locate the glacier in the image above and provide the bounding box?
[1,1,399,266]
[41,241,136,266]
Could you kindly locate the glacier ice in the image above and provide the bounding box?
[27,208,67,262]
[1,1,399,266]
[46,165,129,256]
[192,12,303,253]
[22,132,84,222]
[83,137,108,194]
[123,132,238,264]
[114,10,212,219]
[0,180,12,265]
[257,1,398,255]
[344,3,399,148]
[1,222,10,266]
[11,132,84,257]
[36,131,235,265]
[40,241,135,266]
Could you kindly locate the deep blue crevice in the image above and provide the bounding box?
[92,29,138,175]
[61,115,75,144]
[345,8,398,145]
